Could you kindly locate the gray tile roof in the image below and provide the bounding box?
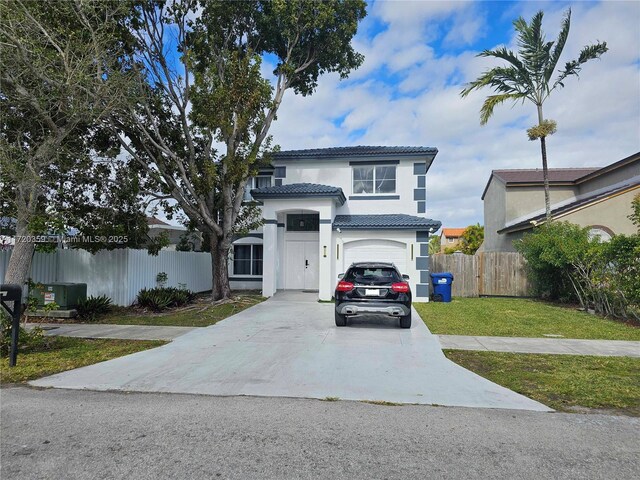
[251,183,346,205]
[272,146,437,160]
[333,214,441,231]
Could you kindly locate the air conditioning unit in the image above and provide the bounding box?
[31,282,87,309]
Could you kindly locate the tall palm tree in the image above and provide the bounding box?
[461,8,607,221]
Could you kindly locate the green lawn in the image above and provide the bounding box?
[93,293,265,327]
[445,350,640,415]
[415,297,640,340]
[1,336,165,384]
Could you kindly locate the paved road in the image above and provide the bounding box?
[30,292,548,411]
[438,335,640,357]
[1,387,638,480]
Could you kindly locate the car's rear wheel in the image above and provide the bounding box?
[399,312,411,329]
[335,311,347,327]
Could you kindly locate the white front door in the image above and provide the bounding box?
[285,240,319,290]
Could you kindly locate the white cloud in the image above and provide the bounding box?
[266,0,640,229]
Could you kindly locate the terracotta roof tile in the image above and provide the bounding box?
[442,228,465,237]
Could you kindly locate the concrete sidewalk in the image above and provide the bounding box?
[26,323,640,357]
[438,335,640,357]
[25,323,195,341]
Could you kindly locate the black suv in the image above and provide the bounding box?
[334,262,412,328]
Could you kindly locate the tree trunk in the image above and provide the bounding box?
[540,136,551,221]
[537,104,552,222]
[210,234,232,301]
[3,216,35,287]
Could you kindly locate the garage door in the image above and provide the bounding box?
[343,240,407,274]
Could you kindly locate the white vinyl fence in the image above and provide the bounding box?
[0,248,212,306]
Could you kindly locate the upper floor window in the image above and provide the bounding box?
[352,165,396,194]
[243,175,272,201]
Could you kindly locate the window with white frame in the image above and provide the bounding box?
[352,164,396,194]
[233,244,263,276]
[243,176,272,201]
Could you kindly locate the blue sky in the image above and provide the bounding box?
[266,0,640,229]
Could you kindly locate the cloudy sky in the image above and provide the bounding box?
[263,0,640,229]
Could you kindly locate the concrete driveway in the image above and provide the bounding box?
[31,292,550,411]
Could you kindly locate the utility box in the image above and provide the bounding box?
[31,282,87,309]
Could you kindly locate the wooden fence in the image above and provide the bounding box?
[430,252,530,297]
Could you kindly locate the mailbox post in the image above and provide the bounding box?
[1,284,22,367]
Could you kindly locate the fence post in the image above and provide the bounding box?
[1,284,22,367]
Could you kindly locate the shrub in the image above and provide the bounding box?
[1,309,46,358]
[515,222,590,301]
[460,224,484,255]
[136,287,195,312]
[516,222,640,321]
[76,295,113,321]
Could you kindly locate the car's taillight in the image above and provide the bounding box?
[391,282,410,293]
[336,281,354,292]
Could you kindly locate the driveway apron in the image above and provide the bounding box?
[31,292,550,411]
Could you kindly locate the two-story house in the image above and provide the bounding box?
[228,146,442,302]
[481,151,639,252]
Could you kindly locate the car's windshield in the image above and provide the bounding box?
[344,267,401,285]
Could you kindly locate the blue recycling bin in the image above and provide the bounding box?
[430,272,454,302]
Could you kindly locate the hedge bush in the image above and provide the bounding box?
[516,221,640,321]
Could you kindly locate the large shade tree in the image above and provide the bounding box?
[113,0,366,301]
[0,0,146,286]
[461,8,608,220]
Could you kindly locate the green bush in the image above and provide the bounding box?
[76,295,113,321]
[516,222,640,321]
[1,309,46,358]
[136,287,195,312]
[515,222,590,301]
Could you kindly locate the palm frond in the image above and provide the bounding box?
[544,8,571,84]
[479,93,527,125]
[479,46,524,71]
[461,66,526,98]
[518,11,550,81]
[551,41,608,91]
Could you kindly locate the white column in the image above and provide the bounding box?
[318,222,333,301]
[262,221,278,297]
[276,222,285,290]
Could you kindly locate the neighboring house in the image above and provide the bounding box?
[231,146,442,302]
[439,228,465,252]
[147,217,202,251]
[481,151,640,252]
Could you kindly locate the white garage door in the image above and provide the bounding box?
[343,240,407,274]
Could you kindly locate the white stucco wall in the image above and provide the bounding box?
[273,157,427,215]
